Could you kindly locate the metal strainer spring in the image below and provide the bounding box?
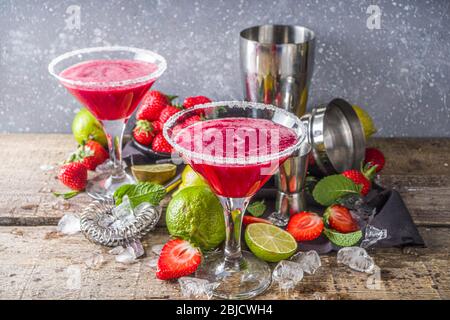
[80,198,161,247]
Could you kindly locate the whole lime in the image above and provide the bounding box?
[172,165,209,196]
[72,108,107,147]
[166,186,225,251]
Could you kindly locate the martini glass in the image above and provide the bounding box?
[49,46,166,199]
[163,101,308,299]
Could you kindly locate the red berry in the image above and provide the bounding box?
[152,120,163,133]
[364,148,385,173]
[342,169,371,196]
[286,211,324,241]
[183,96,212,109]
[156,239,202,280]
[326,205,359,233]
[133,120,154,146]
[152,132,173,153]
[58,162,87,191]
[136,91,170,121]
[68,140,108,171]
[242,216,273,226]
[159,105,181,124]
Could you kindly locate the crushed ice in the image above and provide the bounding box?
[272,260,304,292]
[290,250,322,275]
[360,225,388,248]
[178,277,219,299]
[115,240,145,264]
[57,213,80,235]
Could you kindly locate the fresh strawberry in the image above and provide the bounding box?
[342,169,371,196]
[364,147,385,173]
[159,105,181,124]
[136,91,173,121]
[326,205,359,233]
[183,115,202,127]
[152,132,173,153]
[156,239,202,280]
[57,162,87,192]
[133,120,154,146]
[286,211,324,241]
[243,216,273,226]
[152,120,163,133]
[183,96,212,109]
[69,140,108,171]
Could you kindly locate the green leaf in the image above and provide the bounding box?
[247,200,266,217]
[53,191,80,200]
[114,182,166,208]
[312,175,361,206]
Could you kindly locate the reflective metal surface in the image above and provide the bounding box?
[240,24,315,222]
[306,98,366,176]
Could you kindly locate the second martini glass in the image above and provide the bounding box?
[49,46,166,199]
[164,101,308,299]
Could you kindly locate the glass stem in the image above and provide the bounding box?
[102,119,126,179]
[218,196,251,270]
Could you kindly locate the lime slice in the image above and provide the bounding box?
[323,227,362,247]
[245,223,297,262]
[131,163,177,184]
[352,105,377,139]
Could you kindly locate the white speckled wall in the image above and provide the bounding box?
[0,0,449,136]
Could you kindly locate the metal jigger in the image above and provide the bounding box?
[240,25,315,226]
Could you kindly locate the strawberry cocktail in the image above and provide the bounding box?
[49,47,166,199]
[163,101,308,299]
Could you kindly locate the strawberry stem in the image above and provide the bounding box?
[53,191,81,200]
[166,95,178,102]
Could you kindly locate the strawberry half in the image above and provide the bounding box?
[342,169,371,196]
[156,239,202,280]
[364,147,385,173]
[326,204,359,233]
[243,216,273,226]
[286,211,324,241]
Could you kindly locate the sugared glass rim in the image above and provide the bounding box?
[48,46,167,88]
[163,101,308,165]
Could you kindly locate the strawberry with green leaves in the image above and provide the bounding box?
[341,169,372,196]
[364,147,385,173]
[156,239,202,280]
[68,140,108,171]
[133,120,154,146]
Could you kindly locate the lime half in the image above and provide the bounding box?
[245,223,297,262]
[131,163,176,184]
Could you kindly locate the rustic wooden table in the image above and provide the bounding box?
[0,134,449,300]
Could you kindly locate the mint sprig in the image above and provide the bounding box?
[247,200,266,217]
[312,175,361,206]
[114,182,166,208]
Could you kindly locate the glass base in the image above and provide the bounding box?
[267,211,290,227]
[195,250,271,300]
[86,172,135,200]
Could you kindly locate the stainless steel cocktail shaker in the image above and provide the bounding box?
[240,24,315,225]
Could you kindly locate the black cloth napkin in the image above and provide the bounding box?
[123,141,425,251]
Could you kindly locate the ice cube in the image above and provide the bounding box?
[178,277,219,299]
[360,225,388,248]
[337,247,375,273]
[272,260,304,291]
[115,240,145,264]
[97,214,115,228]
[149,257,159,268]
[111,196,135,228]
[151,244,164,256]
[57,213,81,235]
[39,164,54,171]
[290,250,321,275]
[84,253,105,269]
[108,246,125,255]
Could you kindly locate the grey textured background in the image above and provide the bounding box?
[0,0,449,137]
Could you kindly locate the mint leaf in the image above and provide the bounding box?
[323,227,362,247]
[114,182,166,208]
[312,175,361,206]
[247,200,266,217]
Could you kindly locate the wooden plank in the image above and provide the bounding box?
[0,226,447,300]
[1,134,450,227]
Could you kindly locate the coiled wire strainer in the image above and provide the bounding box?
[80,198,161,247]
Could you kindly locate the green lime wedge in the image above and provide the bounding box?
[323,227,362,247]
[131,163,177,184]
[245,223,297,262]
